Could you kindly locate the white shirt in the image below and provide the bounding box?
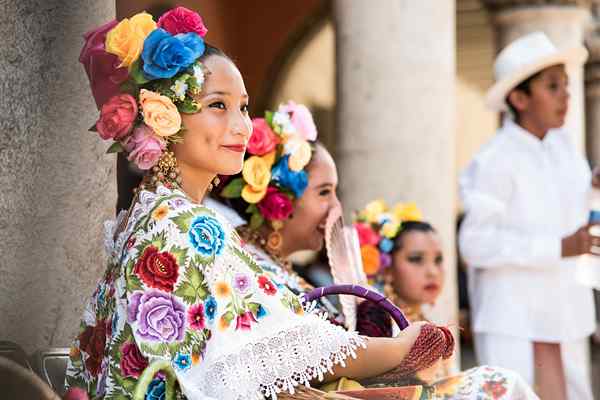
[459,119,595,342]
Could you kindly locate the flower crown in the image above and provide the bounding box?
[81,7,210,171]
[219,101,318,229]
[353,200,423,280]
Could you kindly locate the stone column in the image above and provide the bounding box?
[334,0,458,345]
[0,1,117,352]
[484,0,591,153]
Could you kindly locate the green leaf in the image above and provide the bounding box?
[247,302,260,314]
[104,391,130,400]
[119,80,139,96]
[126,274,144,292]
[246,203,258,214]
[170,245,189,267]
[249,212,264,230]
[222,311,234,323]
[173,282,198,305]
[265,110,274,126]
[130,59,150,85]
[106,141,125,154]
[220,178,244,198]
[171,210,195,234]
[140,342,169,357]
[230,245,262,274]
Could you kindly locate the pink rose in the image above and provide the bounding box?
[157,6,208,37]
[119,341,148,378]
[354,223,381,246]
[235,311,257,331]
[95,94,138,140]
[124,124,166,170]
[248,118,279,156]
[79,20,129,109]
[280,101,317,141]
[257,187,293,220]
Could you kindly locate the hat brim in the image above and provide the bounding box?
[485,46,589,112]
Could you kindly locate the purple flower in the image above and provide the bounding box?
[128,289,186,342]
[380,252,392,269]
[234,273,250,294]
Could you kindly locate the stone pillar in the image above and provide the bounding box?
[484,1,591,153]
[586,4,600,166]
[334,0,458,347]
[0,1,117,352]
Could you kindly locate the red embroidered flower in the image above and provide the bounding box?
[235,311,257,331]
[187,303,205,331]
[78,320,109,377]
[119,341,148,378]
[482,380,508,399]
[134,246,179,292]
[257,275,277,295]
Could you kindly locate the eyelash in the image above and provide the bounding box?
[319,189,331,196]
[209,102,250,114]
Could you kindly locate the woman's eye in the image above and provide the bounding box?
[209,101,226,110]
[435,255,444,266]
[407,255,423,264]
[319,189,331,196]
[241,104,249,113]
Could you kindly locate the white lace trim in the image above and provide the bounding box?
[179,315,365,400]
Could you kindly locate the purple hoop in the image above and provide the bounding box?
[303,284,410,330]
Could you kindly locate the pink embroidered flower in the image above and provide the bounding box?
[279,101,317,141]
[233,273,250,294]
[95,94,138,140]
[257,187,293,221]
[124,124,166,170]
[354,223,381,246]
[247,118,279,156]
[257,275,277,296]
[79,20,129,109]
[157,6,208,37]
[235,311,257,331]
[187,303,205,331]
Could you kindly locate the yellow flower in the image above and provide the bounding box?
[218,315,230,331]
[361,199,387,223]
[360,245,381,276]
[152,204,169,220]
[242,156,271,191]
[381,220,401,239]
[433,374,464,396]
[192,353,202,365]
[287,138,312,172]
[214,281,231,298]
[394,203,423,222]
[139,89,182,137]
[241,184,267,204]
[105,12,156,68]
[262,150,276,168]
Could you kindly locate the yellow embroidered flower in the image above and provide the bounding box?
[287,138,312,172]
[69,346,81,360]
[105,12,156,68]
[393,203,423,222]
[241,184,268,204]
[361,199,387,223]
[192,353,202,365]
[139,89,182,137]
[218,315,230,331]
[433,374,464,396]
[360,244,381,276]
[242,156,271,191]
[214,281,231,298]
[152,204,169,220]
[262,150,276,168]
[381,220,401,239]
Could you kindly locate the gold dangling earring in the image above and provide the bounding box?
[266,220,284,254]
[207,176,220,192]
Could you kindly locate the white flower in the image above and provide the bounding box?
[193,64,205,87]
[272,111,295,134]
[171,79,189,100]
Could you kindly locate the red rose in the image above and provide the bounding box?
[78,320,108,377]
[257,187,293,221]
[157,7,208,37]
[134,246,180,292]
[248,118,279,156]
[95,94,138,140]
[483,381,508,398]
[257,275,277,295]
[119,341,148,378]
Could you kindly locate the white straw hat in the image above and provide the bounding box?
[485,31,588,111]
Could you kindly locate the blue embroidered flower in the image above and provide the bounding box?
[379,238,394,253]
[142,29,205,80]
[146,378,166,400]
[173,353,192,371]
[188,215,226,256]
[271,155,308,198]
[204,296,217,321]
[256,305,267,319]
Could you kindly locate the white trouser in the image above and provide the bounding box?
[474,332,594,400]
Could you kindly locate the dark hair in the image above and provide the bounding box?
[505,70,544,121]
[200,43,233,64]
[392,220,436,252]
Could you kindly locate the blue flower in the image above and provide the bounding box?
[256,305,267,319]
[146,378,166,400]
[271,155,308,198]
[173,353,192,371]
[188,215,226,256]
[142,29,205,80]
[379,238,394,253]
[205,296,217,321]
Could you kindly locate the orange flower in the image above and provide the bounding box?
[360,245,381,276]
[152,204,169,220]
[192,353,202,365]
[433,374,464,396]
[218,315,230,331]
[214,281,231,298]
